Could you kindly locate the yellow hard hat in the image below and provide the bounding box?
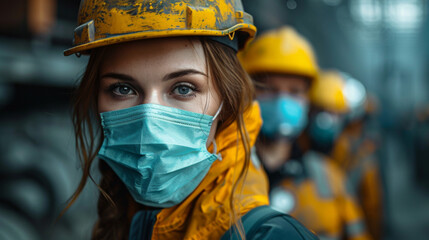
[64,0,256,56]
[310,70,349,113]
[238,26,318,79]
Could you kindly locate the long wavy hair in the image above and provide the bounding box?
[63,37,255,239]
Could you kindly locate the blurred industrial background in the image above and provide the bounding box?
[0,0,428,239]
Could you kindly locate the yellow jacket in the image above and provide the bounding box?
[151,102,270,240]
[270,151,371,240]
[332,125,383,240]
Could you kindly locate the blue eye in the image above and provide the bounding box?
[111,84,136,96]
[178,86,191,94]
[172,84,195,97]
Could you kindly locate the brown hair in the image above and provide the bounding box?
[64,38,254,239]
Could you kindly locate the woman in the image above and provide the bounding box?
[63,1,318,239]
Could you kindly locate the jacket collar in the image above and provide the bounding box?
[150,101,270,239]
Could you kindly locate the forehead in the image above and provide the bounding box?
[263,75,308,86]
[255,74,310,92]
[100,38,206,74]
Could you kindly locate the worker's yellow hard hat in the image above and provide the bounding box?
[238,26,318,80]
[64,0,256,56]
[310,70,350,113]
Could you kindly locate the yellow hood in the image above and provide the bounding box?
[151,101,269,240]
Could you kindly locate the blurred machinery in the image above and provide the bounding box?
[0,1,97,240]
[0,0,87,88]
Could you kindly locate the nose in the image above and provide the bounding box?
[141,89,164,106]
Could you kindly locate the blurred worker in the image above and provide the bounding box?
[306,71,350,155]
[239,26,317,177]
[296,70,372,240]
[331,76,383,240]
[240,27,371,240]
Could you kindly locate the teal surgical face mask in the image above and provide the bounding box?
[98,103,223,208]
[258,95,308,139]
[308,111,344,154]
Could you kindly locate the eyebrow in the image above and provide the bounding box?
[100,73,135,82]
[162,69,207,81]
[100,69,207,82]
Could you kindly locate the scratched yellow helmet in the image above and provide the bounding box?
[310,70,350,113]
[238,26,318,80]
[64,0,256,56]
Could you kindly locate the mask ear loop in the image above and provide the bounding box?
[211,139,222,161]
[210,101,224,160]
[211,101,224,122]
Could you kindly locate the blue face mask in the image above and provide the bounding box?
[98,103,222,208]
[308,111,343,150]
[258,95,308,139]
